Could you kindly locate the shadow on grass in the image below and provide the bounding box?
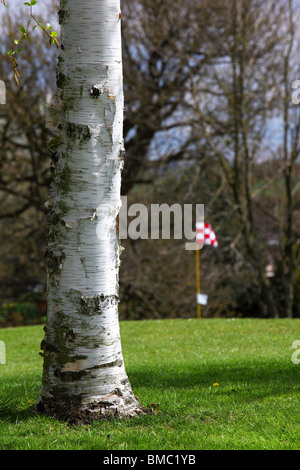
[0,376,40,424]
[1,361,299,424]
[0,397,36,424]
[128,360,300,402]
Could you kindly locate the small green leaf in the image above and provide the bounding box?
[50,31,57,37]
[14,39,21,44]
[20,25,26,34]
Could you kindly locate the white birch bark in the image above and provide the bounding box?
[36,0,144,423]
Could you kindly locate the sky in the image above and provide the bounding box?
[0,0,59,28]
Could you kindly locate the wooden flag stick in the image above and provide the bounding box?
[196,247,201,318]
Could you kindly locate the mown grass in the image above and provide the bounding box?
[0,318,300,450]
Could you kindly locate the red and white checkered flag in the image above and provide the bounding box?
[196,222,218,247]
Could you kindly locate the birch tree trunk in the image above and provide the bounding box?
[36,0,144,423]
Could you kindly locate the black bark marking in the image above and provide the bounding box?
[78,293,118,316]
[90,85,102,98]
[44,249,65,278]
[66,122,91,142]
[58,9,70,25]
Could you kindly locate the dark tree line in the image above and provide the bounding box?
[1,0,300,320]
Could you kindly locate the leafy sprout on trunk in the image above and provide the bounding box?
[2,0,59,85]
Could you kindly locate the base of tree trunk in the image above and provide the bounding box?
[35,393,153,425]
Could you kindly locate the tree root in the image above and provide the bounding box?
[35,394,154,425]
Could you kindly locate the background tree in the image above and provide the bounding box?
[121,0,230,193]
[181,0,300,317]
[274,0,300,318]
[0,9,57,303]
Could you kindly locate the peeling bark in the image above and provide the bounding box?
[36,0,147,424]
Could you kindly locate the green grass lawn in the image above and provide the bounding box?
[0,318,300,450]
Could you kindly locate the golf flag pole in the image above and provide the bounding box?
[196,247,201,318]
[195,222,218,318]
